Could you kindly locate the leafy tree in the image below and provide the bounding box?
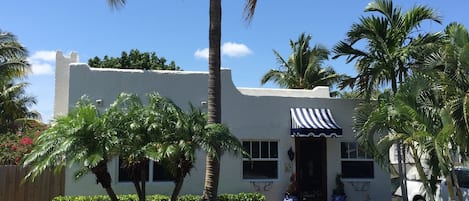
[23,97,120,201]
[88,49,181,70]
[261,33,344,93]
[105,1,258,200]
[0,30,29,81]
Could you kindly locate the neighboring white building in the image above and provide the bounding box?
[54,52,391,201]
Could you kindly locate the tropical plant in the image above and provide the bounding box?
[23,97,120,201]
[333,1,444,199]
[424,22,469,158]
[261,33,344,92]
[332,0,443,99]
[88,49,180,70]
[0,30,30,81]
[354,74,454,201]
[0,81,40,134]
[104,1,258,200]
[423,23,469,200]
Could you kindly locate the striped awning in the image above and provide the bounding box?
[290,108,342,137]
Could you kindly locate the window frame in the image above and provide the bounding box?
[242,140,279,181]
[340,141,374,179]
[116,158,174,183]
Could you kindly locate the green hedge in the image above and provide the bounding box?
[52,192,265,201]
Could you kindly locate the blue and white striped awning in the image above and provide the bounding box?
[290,108,342,137]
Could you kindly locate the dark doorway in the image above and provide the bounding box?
[295,138,327,201]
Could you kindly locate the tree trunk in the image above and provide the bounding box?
[203,0,222,201]
[397,143,409,201]
[203,153,220,201]
[171,174,185,201]
[412,148,435,201]
[91,160,119,201]
[207,0,222,125]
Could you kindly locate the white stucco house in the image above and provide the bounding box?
[54,52,391,201]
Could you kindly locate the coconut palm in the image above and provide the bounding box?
[105,1,258,200]
[332,0,443,98]
[0,81,39,134]
[0,30,30,81]
[23,97,120,201]
[261,33,344,91]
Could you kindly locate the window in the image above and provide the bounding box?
[242,140,278,180]
[340,142,374,179]
[456,169,469,188]
[118,158,174,182]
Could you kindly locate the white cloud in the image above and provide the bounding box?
[194,42,252,60]
[194,48,209,59]
[221,42,252,57]
[28,50,56,75]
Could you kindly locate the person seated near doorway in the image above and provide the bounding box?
[284,173,298,201]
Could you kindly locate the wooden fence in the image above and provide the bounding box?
[0,165,64,201]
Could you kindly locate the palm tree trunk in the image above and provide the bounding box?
[91,160,119,201]
[411,147,435,201]
[204,0,222,201]
[171,174,185,201]
[141,160,147,201]
[132,181,143,201]
[207,0,222,125]
[203,153,220,201]
[397,143,409,201]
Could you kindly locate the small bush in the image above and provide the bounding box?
[176,194,201,201]
[53,192,265,201]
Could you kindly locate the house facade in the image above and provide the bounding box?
[54,52,391,201]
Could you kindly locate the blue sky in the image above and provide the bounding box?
[1,0,468,122]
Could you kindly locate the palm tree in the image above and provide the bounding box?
[355,74,451,201]
[151,105,207,201]
[332,0,442,98]
[23,97,120,201]
[105,1,258,200]
[0,81,39,134]
[424,22,469,158]
[0,30,30,81]
[333,1,443,199]
[261,33,344,91]
[423,23,469,200]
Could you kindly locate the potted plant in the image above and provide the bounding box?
[332,174,346,201]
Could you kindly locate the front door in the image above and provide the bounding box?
[295,137,327,201]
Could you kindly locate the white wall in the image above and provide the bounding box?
[55,52,391,201]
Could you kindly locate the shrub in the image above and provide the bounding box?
[52,192,265,201]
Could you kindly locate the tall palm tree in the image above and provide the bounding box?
[0,81,39,134]
[261,33,344,91]
[105,1,258,200]
[332,0,442,98]
[333,1,443,199]
[23,97,120,201]
[0,30,30,81]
